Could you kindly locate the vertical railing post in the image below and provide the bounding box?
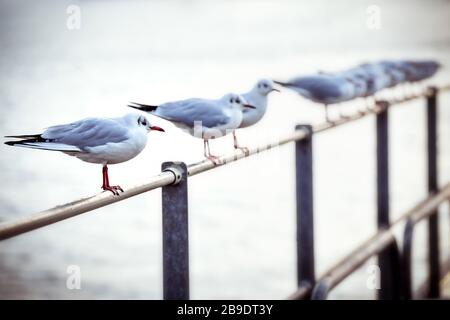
[375,101,397,299]
[426,86,440,298]
[376,101,390,229]
[295,124,315,294]
[402,220,414,299]
[161,161,189,300]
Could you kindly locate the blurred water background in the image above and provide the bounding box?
[0,0,449,299]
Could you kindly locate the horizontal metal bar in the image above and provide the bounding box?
[317,230,396,292]
[287,283,312,300]
[392,183,450,227]
[187,129,309,176]
[310,277,333,300]
[0,172,176,240]
[288,182,450,299]
[1,87,449,241]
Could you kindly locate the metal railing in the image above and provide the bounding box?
[0,85,449,300]
[289,85,450,300]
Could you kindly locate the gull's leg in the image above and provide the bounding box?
[204,139,220,165]
[365,96,376,111]
[402,85,407,99]
[337,103,350,119]
[324,104,332,123]
[102,165,108,189]
[365,97,371,109]
[357,98,367,115]
[101,165,123,196]
[203,139,208,158]
[415,83,424,96]
[404,84,412,98]
[233,130,249,154]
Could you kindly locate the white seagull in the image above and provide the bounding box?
[4,113,165,195]
[274,74,356,122]
[128,93,255,164]
[232,79,279,151]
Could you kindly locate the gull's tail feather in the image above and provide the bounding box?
[128,102,159,113]
[5,136,81,152]
[4,134,42,139]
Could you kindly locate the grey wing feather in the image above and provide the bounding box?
[42,118,129,149]
[289,76,342,100]
[156,99,230,128]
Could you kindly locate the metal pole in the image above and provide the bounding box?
[295,124,315,293]
[161,162,189,300]
[426,87,440,298]
[375,101,395,299]
[376,101,390,229]
[387,239,403,299]
[311,278,332,300]
[402,220,414,299]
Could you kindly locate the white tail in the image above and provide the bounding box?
[12,142,81,152]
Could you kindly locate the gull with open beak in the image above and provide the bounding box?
[128,93,255,164]
[4,113,165,195]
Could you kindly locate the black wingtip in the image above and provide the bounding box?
[127,102,159,112]
[273,80,288,86]
[127,104,141,110]
[4,141,16,146]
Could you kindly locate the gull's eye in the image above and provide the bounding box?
[138,117,147,126]
[263,84,268,88]
[236,98,241,104]
[229,98,233,103]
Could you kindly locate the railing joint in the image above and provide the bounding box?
[296,124,313,139]
[162,164,184,185]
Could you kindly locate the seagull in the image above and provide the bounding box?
[357,63,392,92]
[128,93,255,164]
[378,61,407,87]
[318,70,368,117]
[4,113,165,195]
[401,60,440,82]
[379,60,440,96]
[274,74,356,122]
[232,79,279,151]
[343,64,391,108]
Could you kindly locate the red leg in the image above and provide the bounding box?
[102,165,108,189]
[233,130,249,155]
[101,165,123,196]
[203,139,220,165]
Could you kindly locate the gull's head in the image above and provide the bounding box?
[137,115,165,133]
[255,79,280,95]
[222,93,256,110]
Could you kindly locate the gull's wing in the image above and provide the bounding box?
[155,98,230,128]
[287,76,344,100]
[42,117,130,149]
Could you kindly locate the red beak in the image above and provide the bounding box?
[150,126,165,132]
[244,104,256,109]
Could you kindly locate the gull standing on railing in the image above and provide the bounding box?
[400,60,441,95]
[128,93,255,164]
[274,74,356,122]
[344,64,391,107]
[4,113,165,195]
[232,79,279,151]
